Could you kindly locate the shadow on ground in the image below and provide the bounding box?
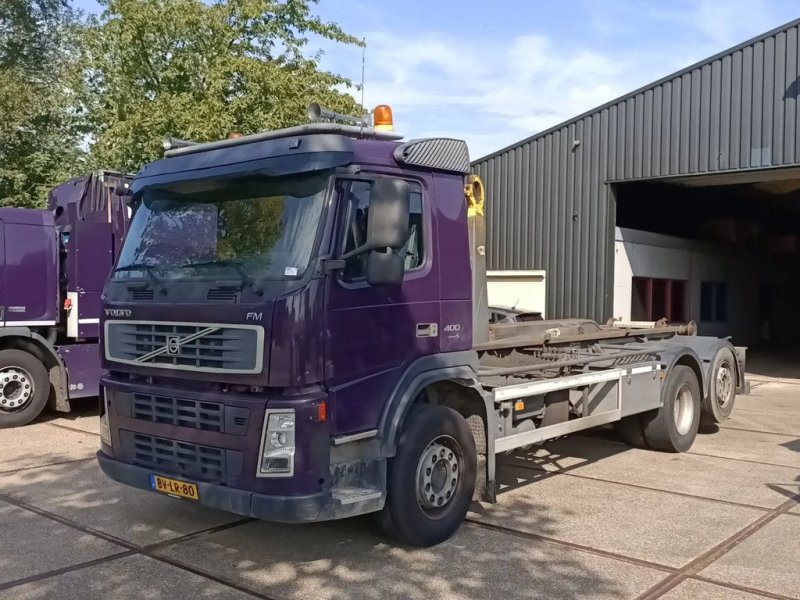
[0,443,649,599]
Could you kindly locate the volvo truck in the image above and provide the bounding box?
[97,106,745,546]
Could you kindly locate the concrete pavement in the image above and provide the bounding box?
[0,378,797,599]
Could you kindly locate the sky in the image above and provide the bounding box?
[73,0,800,159]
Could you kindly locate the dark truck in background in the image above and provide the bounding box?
[0,171,131,428]
[97,106,745,547]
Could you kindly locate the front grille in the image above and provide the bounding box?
[105,321,263,373]
[129,432,226,481]
[129,392,249,434]
[133,393,223,431]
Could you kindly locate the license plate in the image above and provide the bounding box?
[149,474,199,500]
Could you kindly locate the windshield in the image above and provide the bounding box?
[114,173,330,282]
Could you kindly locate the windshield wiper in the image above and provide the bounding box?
[181,259,255,290]
[112,263,162,287]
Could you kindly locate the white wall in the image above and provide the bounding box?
[613,227,800,346]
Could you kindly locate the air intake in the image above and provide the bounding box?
[131,289,154,301]
[207,287,239,302]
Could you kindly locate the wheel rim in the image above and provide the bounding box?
[715,362,734,409]
[0,367,34,412]
[673,383,694,435]
[415,435,463,519]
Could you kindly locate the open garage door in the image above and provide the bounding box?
[612,167,800,376]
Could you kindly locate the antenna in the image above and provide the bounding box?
[360,37,366,137]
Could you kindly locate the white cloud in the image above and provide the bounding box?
[346,31,647,158]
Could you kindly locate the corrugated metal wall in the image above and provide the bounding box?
[473,19,800,321]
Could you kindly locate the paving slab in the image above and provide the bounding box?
[719,409,800,436]
[690,427,800,469]
[0,500,124,586]
[46,414,101,437]
[156,515,664,600]
[505,436,800,509]
[0,459,239,546]
[0,554,254,600]
[735,382,800,414]
[0,423,96,472]
[661,579,770,599]
[699,514,800,598]
[472,465,762,568]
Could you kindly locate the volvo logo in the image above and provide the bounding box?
[105,308,132,317]
[165,336,181,356]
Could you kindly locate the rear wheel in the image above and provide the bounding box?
[702,348,736,424]
[640,365,700,452]
[0,349,50,429]
[377,404,476,547]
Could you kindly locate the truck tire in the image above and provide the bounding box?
[615,415,647,448]
[378,404,476,547]
[0,349,50,429]
[701,348,736,424]
[640,365,700,452]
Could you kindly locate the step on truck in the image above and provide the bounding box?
[97,105,746,546]
[0,172,131,428]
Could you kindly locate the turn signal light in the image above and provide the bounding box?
[315,401,327,423]
[63,298,73,310]
[373,105,394,131]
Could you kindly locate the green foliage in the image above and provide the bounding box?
[0,0,363,208]
[0,0,86,208]
[81,0,364,173]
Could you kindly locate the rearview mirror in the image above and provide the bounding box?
[366,250,404,286]
[365,178,410,251]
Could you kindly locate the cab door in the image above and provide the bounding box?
[324,175,440,435]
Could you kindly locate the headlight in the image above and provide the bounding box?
[257,409,295,477]
[99,391,112,447]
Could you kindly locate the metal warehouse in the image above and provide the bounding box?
[473,18,800,348]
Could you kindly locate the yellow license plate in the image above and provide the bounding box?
[149,474,199,500]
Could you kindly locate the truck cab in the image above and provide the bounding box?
[98,108,744,546]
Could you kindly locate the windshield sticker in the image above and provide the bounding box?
[284,267,299,277]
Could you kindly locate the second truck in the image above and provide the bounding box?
[97,105,745,546]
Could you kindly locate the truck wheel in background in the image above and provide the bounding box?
[640,365,701,452]
[378,404,477,547]
[701,348,737,424]
[0,349,50,429]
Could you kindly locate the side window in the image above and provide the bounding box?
[340,179,424,282]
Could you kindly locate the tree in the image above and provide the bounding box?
[0,0,86,208]
[81,0,364,173]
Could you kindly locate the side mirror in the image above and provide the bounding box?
[365,178,410,251]
[366,250,404,286]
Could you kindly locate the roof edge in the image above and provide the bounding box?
[473,16,800,164]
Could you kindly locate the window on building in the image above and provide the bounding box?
[631,277,687,322]
[700,282,728,322]
[340,179,424,282]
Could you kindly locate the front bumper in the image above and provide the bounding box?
[97,451,331,523]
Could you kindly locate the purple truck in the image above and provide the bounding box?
[97,106,746,546]
[0,172,130,428]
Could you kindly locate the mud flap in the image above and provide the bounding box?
[48,366,71,413]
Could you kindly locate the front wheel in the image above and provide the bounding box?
[378,404,476,547]
[0,349,50,429]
